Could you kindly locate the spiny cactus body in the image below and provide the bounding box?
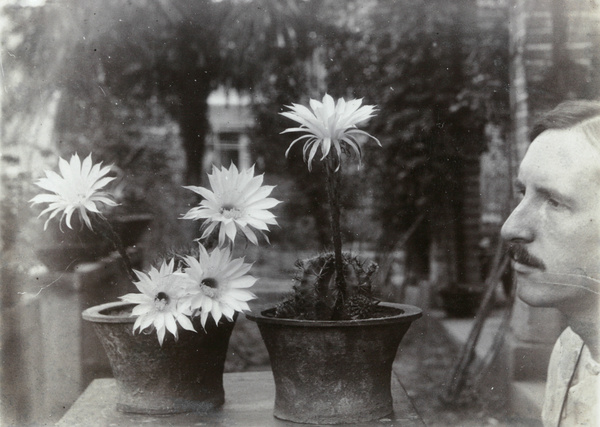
[275,252,380,320]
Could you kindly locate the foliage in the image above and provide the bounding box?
[324,0,510,266]
[250,0,511,289]
[60,0,325,185]
[6,0,513,292]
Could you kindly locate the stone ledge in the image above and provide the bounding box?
[57,372,425,427]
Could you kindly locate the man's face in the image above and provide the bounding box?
[501,128,600,314]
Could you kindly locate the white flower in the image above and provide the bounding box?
[281,93,380,170]
[30,153,118,230]
[120,259,196,346]
[181,245,256,329]
[182,164,280,247]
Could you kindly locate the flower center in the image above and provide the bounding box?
[220,203,243,219]
[201,278,218,288]
[200,278,219,298]
[66,188,89,205]
[154,291,170,310]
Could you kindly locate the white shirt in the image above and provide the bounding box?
[542,327,600,427]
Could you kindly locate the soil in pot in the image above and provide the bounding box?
[82,301,236,415]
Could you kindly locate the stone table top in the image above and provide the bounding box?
[57,371,425,427]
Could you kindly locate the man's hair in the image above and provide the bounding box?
[531,100,600,146]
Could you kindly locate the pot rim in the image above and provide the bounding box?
[82,300,136,323]
[245,302,422,327]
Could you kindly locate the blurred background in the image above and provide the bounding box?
[1,0,599,425]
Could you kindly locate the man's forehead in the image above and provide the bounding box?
[519,128,600,193]
[523,129,600,170]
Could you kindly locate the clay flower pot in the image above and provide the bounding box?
[82,301,236,415]
[246,302,422,424]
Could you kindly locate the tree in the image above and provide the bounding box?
[325,0,510,286]
[55,0,321,185]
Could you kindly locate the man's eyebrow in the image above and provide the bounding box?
[513,179,575,205]
[536,185,575,205]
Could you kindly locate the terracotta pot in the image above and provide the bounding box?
[246,302,422,424]
[82,301,236,415]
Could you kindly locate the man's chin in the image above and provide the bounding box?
[516,277,555,308]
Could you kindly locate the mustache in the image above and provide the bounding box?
[507,244,546,271]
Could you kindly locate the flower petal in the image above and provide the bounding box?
[281,96,379,171]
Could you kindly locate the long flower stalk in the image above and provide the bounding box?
[91,213,136,283]
[325,153,346,317]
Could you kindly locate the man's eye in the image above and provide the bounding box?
[547,198,561,208]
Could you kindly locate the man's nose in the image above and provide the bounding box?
[501,202,535,243]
